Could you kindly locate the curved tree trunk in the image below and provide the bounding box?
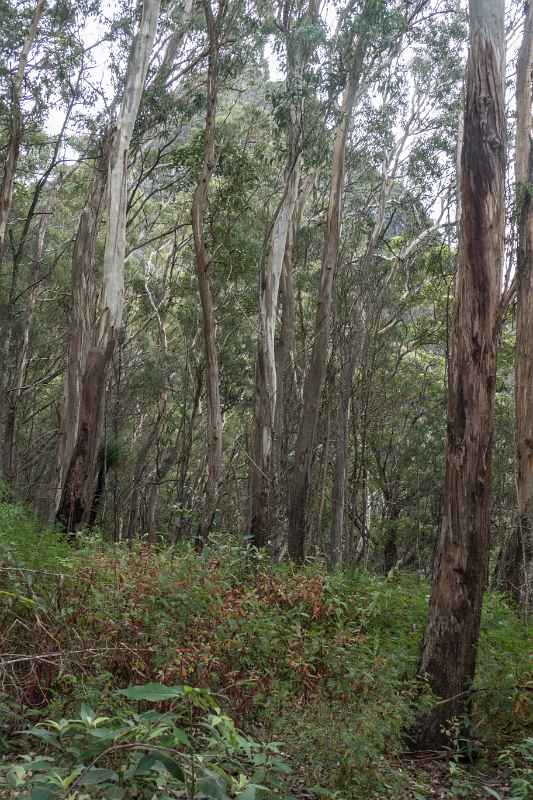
[413,0,505,750]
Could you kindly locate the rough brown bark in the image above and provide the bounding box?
[499,4,533,610]
[412,0,505,750]
[56,343,114,530]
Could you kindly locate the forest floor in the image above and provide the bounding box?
[0,500,531,799]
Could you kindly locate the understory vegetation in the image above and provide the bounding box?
[1,0,533,795]
[0,502,531,799]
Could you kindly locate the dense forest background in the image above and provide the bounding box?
[0,0,531,797]
[1,0,470,565]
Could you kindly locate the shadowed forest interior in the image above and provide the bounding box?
[0,0,531,797]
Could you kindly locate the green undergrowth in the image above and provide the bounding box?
[0,502,531,798]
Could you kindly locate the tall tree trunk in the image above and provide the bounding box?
[499,4,533,610]
[192,0,226,545]
[412,0,505,750]
[249,2,320,548]
[0,0,46,269]
[288,28,368,564]
[329,344,354,570]
[273,174,313,531]
[57,0,160,530]
[273,229,297,501]
[55,136,111,523]
[249,117,300,547]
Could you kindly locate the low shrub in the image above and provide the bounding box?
[0,681,293,799]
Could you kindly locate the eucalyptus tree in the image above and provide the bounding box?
[287,0,376,563]
[190,0,265,544]
[248,0,321,549]
[413,0,506,749]
[287,0,433,563]
[500,4,533,609]
[57,0,161,530]
[190,0,227,545]
[0,0,103,490]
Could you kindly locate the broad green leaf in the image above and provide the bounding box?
[20,758,56,771]
[80,704,94,723]
[146,723,173,740]
[87,725,128,740]
[132,753,159,776]
[197,771,231,800]
[133,751,185,781]
[29,787,60,800]
[118,683,184,702]
[6,764,27,788]
[63,766,84,787]
[172,727,191,747]
[78,767,119,785]
[270,756,292,774]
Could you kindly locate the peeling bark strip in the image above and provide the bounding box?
[0,0,46,268]
[249,162,300,548]
[57,0,161,531]
[413,0,505,749]
[101,0,161,338]
[55,134,112,524]
[500,4,533,609]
